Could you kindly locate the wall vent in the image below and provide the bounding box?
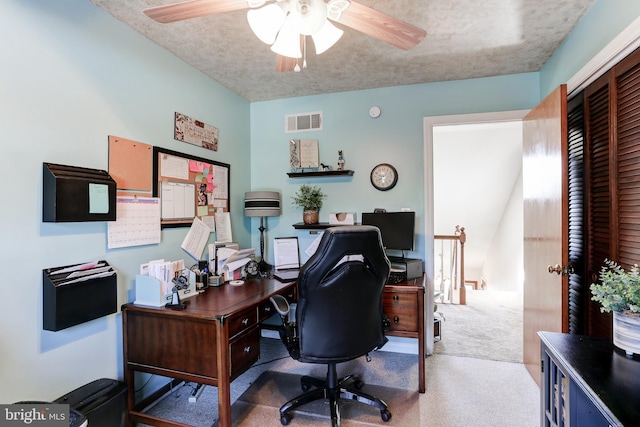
[285,111,322,133]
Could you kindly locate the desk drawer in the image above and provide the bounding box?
[384,304,418,332]
[383,291,417,306]
[230,326,260,377]
[228,307,258,339]
[383,290,418,332]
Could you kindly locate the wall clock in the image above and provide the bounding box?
[370,163,398,191]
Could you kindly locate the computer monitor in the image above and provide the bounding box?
[361,211,415,252]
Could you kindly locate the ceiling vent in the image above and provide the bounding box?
[285,111,322,133]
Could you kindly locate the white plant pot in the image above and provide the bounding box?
[613,311,640,357]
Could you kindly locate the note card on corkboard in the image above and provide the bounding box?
[108,136,153,193]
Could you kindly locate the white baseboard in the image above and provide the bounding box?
[261,330,418,355]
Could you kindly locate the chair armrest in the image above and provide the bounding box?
[269,294,290,317]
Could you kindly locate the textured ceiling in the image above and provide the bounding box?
[89,0,595,102]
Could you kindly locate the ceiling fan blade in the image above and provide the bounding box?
[276,55,299,72]
[144,0,250,23]
[337,1,426,50]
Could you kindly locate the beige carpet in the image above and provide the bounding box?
[227,371,419,427]
[433,290,523,363]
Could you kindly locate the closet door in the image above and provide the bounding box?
[584,72,613,338]
[613,48,640,268]
[582,47,640,339]
[567,93,586,335]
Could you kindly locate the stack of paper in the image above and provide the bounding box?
[181,217,211,261]
[49,261,116,286]
[217,248,255,281]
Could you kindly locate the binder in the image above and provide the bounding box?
[43,261,117,331]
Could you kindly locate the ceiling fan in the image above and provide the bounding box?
[143,0,427,72]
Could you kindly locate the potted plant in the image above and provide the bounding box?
[291,184,326,224]
[590,259,640,356]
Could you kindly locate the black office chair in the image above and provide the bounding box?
[270,225,392,426]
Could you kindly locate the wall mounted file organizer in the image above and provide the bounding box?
[43,261,117,331]
[43,162,117,222]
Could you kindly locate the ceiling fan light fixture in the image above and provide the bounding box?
[326,0,351,21]
[247,3,287,45]
[311,20,343,54]
[271,19,302,58]
[247,0,268,8]
[290,0,328,35]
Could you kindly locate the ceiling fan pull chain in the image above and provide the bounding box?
[303,36,308,69]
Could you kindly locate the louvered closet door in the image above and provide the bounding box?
[614,48,640,268]
[567,94,585,335]
[584,72,613,338]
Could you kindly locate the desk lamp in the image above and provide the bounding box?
[244,191,281,272]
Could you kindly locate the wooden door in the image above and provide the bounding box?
[522,85,569,384]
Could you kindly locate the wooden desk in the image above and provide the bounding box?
[383,275,426,393]
[121,278,296,427]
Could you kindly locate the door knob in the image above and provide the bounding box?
[547,264,574,276]
[548,264,562,275]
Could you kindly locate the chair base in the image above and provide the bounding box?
[279,363,392,426]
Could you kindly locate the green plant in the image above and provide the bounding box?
[291,184,326,211]
[590,259,640,314]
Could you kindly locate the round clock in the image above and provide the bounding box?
[370,163,398,191]
[243,260,260,278]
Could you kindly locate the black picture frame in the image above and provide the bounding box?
[152,146,230,228]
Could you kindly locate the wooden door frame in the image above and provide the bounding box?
[423,110,529,356]
[568,15,640,95]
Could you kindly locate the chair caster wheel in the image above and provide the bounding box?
[280,413,292,425]
[301,380,310,392]
[381,409,392,422]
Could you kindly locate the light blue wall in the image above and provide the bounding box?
[0,0,250,402]
[250,75,539,264]
[541,0,640,97]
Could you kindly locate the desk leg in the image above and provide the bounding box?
[122,311,134,427]
[418,289,425,393]
[216,319,232,427]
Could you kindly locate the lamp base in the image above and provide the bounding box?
[258,259,272,273]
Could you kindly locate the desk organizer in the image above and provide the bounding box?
[43,261,117,331]
[134,269,196,307]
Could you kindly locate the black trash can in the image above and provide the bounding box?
[54,378,127,427]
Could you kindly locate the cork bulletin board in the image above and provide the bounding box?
[108,135,153,195]
[152,146,230,228]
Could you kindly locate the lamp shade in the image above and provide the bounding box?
[244,191,281,217]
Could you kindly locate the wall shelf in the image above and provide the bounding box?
[287,170,354,178]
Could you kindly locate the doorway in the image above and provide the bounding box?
[423,110,529,355]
